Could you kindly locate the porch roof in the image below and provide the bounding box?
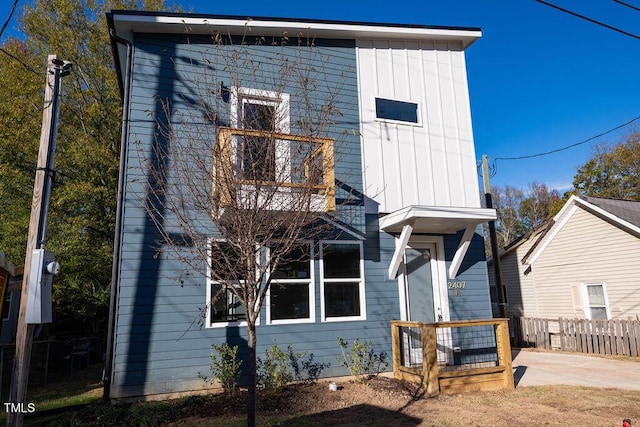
[380,205,496,279]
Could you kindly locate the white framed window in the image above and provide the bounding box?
[582,282,610,320]
[230,87,290,182]
[320,241,366,322]
[374,97,421,125]
[266,242,315,325]
[206,240,259,328]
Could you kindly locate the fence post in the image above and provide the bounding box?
[391,322,400,379]
[496,319,515,389]
[423,324,438,397]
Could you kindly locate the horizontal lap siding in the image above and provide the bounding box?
[112,33,400,399]
[533,207,640,319]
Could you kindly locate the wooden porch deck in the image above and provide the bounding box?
[391,318,515,396]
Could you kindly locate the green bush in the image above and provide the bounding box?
[199,343,243,394]
[336,337,388,382]
[258,341,331,391]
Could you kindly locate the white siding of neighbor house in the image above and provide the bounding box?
[356,39,481,214]
[489,234,540,318]
[530,206,640,320]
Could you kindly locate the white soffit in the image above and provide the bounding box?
[379,205,496,234]
[109,13,481,48]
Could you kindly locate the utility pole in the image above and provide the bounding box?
[482,154,507,319]
[7,55,71,427]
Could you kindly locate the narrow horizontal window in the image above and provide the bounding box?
[375,98,418,123]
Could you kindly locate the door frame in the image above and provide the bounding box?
[397,235,450,323]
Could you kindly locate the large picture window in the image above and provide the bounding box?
[267,243,314,324]
[320,241,365,321]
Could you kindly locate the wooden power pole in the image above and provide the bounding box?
[482,155,507,319]
[7,55,70,427]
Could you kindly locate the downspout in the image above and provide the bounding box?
[103,29,133,401]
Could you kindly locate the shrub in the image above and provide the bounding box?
[199,343,242,394]
[336,337,388,382]
[258,341,331,391]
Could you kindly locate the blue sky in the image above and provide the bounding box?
[2,0,639,193]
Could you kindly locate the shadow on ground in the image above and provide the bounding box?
[276,403,422,426]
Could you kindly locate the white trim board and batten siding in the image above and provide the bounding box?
[356,39,481,214]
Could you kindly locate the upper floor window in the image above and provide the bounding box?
[375,97,419,124]
[320,241,366,321]
[231,87,290,182]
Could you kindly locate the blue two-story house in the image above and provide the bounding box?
[105,10,496,400]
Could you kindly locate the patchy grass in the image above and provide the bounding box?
[2,360,638,426]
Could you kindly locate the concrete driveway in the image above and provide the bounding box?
[512,350,640,390]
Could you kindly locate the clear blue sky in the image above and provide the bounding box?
[2,0,639,193]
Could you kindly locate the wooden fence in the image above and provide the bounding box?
[510,317,640,357]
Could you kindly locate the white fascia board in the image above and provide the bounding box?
[110,13,481,48]
[379,205,496,234]
[526,195,640,266]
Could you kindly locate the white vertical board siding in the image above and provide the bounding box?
[357,39,481,213]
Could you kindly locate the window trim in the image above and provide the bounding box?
[320,240,366,322]
[206,239,260,328]
[230,87,291,182]
[581,282,610,320]
[266,241,315,325]
[373,96,422,127]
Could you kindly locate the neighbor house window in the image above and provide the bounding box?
[375,97,419,124]
[207,241,252,327]
[320,241,365,321]
[583,283,609,320]
[2,291,11,321]
[267,242,314,324]
[231,87,290,182]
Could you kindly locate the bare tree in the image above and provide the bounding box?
[141,31,348,426]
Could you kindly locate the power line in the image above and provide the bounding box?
[614,0,640,13]
[0,47,38,75]
[536,0,640,41]
[0,0,19,41]
[494,115,640,161]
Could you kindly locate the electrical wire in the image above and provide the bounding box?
[0,0,19,41]
[614,0,640,13]
[494,115,640,161]
[536,0,640,40]
[0,47,37,75]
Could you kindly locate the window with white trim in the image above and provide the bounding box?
[375,97,419,124]
[231,87,290,182]
[207,242,249,327]
[267,242,314,324]
[320,241,365,321]
[583,283,609,320]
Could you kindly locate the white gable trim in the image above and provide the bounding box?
[525,195,640,265]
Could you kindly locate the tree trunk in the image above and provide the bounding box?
[246,319,257,427]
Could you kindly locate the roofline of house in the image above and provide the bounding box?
[106,10,482,96]
[523,195,640,265]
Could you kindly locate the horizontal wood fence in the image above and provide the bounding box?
[510,317,640,357]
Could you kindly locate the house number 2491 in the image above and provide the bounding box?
[448,281,466,289]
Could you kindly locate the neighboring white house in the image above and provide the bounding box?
[489,195,640,320]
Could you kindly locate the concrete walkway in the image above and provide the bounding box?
[512,350,640,390]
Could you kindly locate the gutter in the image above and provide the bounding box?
[103,27,133,401]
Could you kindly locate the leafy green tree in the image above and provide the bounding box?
[573,132,640,201]
[0,0,174,334]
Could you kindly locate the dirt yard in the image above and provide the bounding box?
[166,376,640,426]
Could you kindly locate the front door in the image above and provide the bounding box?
[401,240,451,366]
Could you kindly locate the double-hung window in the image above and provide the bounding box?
[320,241,365,321]
[583,283,609,320]
[267,242,314,324]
